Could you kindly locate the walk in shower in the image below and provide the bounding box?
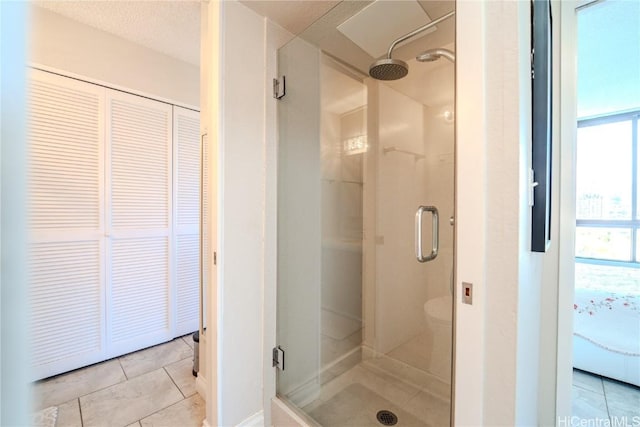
[276,1,455,425]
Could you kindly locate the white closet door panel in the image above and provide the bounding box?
[107,90,173,354]
[110,236,170,344]
[173,107,200,336]
[28,70,104,231]
[108,91,172,230]
[30,240,104,380]
[27,69,106,380]
[175,108,201,231]
[176,234,199,335]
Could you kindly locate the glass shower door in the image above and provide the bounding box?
[276,2,455,425]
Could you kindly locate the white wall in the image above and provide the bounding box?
[456,1,553,425]
[454,2,487,422]
[29,6,199,108]
[205,0,563,425]
[216,2,267,425]
[203,2,298,425]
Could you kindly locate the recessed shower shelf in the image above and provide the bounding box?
[382,146,425,160]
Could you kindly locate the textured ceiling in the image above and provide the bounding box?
[34,0,200,66]
[286,0,454,76]
[240,0,340,36]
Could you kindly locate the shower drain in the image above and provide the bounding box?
[376,410,398,426]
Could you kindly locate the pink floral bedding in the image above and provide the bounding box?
[574,269,640,356]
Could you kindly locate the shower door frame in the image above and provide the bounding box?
[268,22,458,427]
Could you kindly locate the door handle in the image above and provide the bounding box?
[415,205,439,263]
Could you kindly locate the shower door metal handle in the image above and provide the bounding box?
[415,206,439,263]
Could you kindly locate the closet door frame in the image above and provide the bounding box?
[173,106,202,337]
[29,66,201,379]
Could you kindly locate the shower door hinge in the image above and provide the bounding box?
[213,251,217,266]
[272,345,285,370]
[273,76,286,99]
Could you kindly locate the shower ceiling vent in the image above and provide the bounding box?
[337,0,436,58]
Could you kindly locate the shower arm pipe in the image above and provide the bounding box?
[385,10,456,59]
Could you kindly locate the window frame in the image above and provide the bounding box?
[575,109,640,267]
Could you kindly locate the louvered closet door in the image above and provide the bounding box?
[106,90,173,357]
[28,69,106,380]
[173,107,201,336]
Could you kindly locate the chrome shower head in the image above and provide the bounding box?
[368,10,455,81]
[416,48,455,63]
[369,58,409,81]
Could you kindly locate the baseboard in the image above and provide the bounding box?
[236,410,264,427]
[195,374,207,401]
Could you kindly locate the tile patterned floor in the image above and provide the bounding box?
[572,368,640,423]
[34,338,639,426]
[295,365,640,427]
[31,335,204,427]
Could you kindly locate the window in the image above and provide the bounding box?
[576,0,640,266]
[576,113,639,263]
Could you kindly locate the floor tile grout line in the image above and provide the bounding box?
[571,369,640,417]
[130,395,186,427]
[572,382,606,395]
[116,339,193,381]
[167,355,195,369]
[38,376,129,411]
[107,366,188,427]
[602,377,613,421]
[141,392,198,424]
[118,357,129,381]
[49,366,171,410]
[163,366,186,399]
[33,363,132,411]
[33,338,199,423]
[77,397,84,427]
[182,335,195,349]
